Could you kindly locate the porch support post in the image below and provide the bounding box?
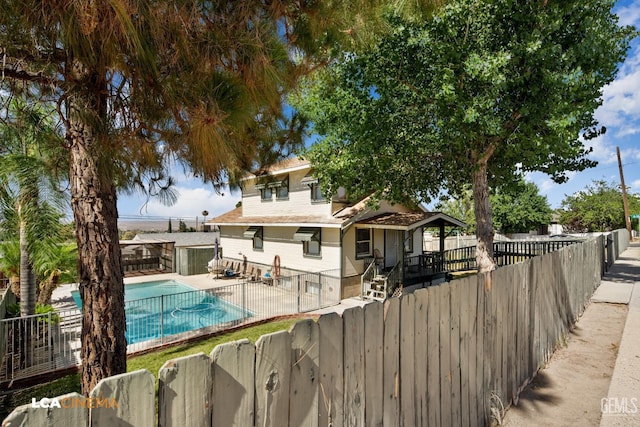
[440,223,446,272]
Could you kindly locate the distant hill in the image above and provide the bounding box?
[118,219,199,232]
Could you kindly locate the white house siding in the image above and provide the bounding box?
[342,227,367,277]
[242,169,333,218]
[371,228,384,259]
[242,188,332,218]
[408,228,423,257]
[219,225,341,273]
[218,226,250,260]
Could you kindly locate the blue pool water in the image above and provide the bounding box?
[71,280,249,345]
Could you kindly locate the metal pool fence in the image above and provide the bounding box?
[0,269,341,383]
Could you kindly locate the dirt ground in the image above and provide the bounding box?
[501,301,628,427]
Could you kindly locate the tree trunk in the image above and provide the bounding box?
[37,273,60,306]
[10,275,20,298]
[19,212,36,316]
[68,70,127,395]
[471,162,497,277]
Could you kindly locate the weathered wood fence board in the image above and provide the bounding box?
[158,353,211,427]
[255,330,291,427]
[90,369,155,427]
[458,279,471,427]
[413,289,429,426]
[400,293,416,427]
[210,339,255,427]
[439,284,452,427]
[343,305,365,426]
[318,312,344,427]
[449,281,462,427]
[363,301,383,427]
[1,392,88,426]
[382,297,400,426]
[5,233,627,427]
[426,282,441,427]
[289,319,319,427]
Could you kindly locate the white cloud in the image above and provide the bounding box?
[540,180,556,195]
[582,133,617,164]
[597,71,640,128]
[132,186,240,220]
[615,126,640,137]
[615,3,640,27]
[595,4,640,135]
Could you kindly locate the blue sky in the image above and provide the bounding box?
[117,0,640,223]
[528,0,640,211]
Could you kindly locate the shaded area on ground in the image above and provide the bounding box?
[502,302,627,427]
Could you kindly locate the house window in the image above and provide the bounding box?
[276,176,289,200]
[294,227,321,256]
[244,226,264,250]
[255,182,272,201]
[305,280,321,295]
[260,187,273,201]
[310,182,325,202]
[404,230,414,253]
[356,228,372,258]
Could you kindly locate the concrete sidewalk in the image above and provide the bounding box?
[503,241,640,426]
[599,241,640,426]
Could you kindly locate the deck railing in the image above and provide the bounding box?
[360,260,378,298]
[430,239,581,272]
[0,308,81,384]
[402,239,583,287]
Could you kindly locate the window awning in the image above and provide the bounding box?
[300,174,318,186]
[293,227,319,241]
[267,180,283,188]
[254,183,266,190]
[243,226,260,238]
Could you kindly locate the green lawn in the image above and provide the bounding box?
[0,318,298,420]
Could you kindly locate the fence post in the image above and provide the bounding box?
[160,295,164,344]
[297,276,301,313]
[318,273,322,309]
[242,280,247,320]
[48,312,52,365]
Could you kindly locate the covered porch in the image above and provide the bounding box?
[357,211,466,301]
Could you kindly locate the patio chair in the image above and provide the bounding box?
[232,262,242,276]
[246,266,257,281]
[374,248,385,273]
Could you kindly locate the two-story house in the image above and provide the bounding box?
[209,157,465,301]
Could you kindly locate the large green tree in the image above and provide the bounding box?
[435,188,477,234]
[0,0,402,394]
[294,0,635,274]
[436,181,553,235]
[492,181,553,234]
[560,180,640,232]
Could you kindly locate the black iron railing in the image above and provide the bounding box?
[405,239,582,281]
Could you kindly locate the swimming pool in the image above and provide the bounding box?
[71,280,250,345]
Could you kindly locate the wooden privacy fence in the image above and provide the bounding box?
[3,234,626,426]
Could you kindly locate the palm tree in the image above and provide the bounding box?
[0,240,21,297]
[36,243,78,306]
[0,99,67,316]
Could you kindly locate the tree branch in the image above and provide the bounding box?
[1,67,61,87]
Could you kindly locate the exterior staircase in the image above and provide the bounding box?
[363,274,388,301]
[361,258,402,301]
